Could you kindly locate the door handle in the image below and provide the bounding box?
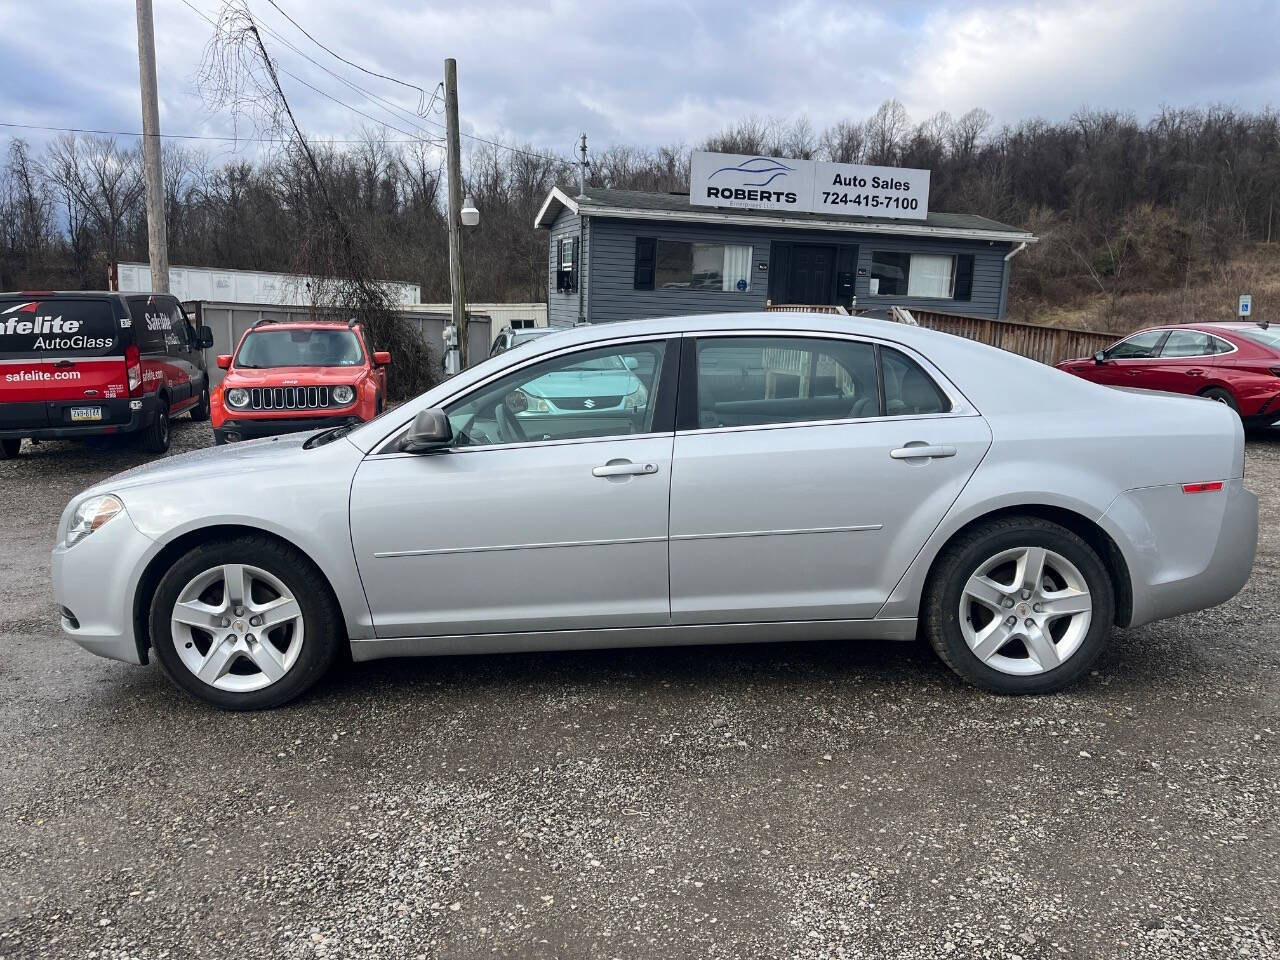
[592,460,659,478]
[890,444,957,461]
[54,360,75,368]
[1185,367,1205,376]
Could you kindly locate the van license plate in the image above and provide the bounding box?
[69,407,103,422]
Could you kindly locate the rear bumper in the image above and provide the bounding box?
[1104,478,1258,627]
[216,413,362,442]
[0,396,157,440]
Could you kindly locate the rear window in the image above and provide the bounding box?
[1228,326,1280,350]
[0,298,120,358]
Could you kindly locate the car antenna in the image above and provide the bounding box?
[1258,318,1270,330]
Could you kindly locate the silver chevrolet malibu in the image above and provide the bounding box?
[53,313,1258,709]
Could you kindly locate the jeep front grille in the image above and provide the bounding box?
[248,386,331,410]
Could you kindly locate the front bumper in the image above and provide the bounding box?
[1104,478,1258,628]
[51,506,156,665]
[0,396,157,441]
[215,413,361,442]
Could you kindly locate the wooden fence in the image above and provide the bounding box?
[764,304,1116,366]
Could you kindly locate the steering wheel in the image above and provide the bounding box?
[495,399,529,444]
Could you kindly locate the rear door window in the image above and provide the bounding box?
[0,298,120,359]
[126,296,172,355]
[1159,331,1215,358]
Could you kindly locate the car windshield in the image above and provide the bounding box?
[235,328,364,368]
[1228,326,1280,350]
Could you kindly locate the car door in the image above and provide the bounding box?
[1092,329,1168,387]
[1150,329,1226,395]
[668,334,991,624]
[349,336,678,638]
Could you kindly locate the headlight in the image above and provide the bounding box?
[65,494,123,547]
[226,388,250,408]
[624,382,648,412]
[517,389,550,413]
[332,385,355,405]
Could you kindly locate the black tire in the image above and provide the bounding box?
[190,385,211,422]
[148,535,343,710]
[1201,387,1240,416]
[0,438,21,459]
[140,399,171,454]
[923,516,1115,695]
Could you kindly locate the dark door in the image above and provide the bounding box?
[787,245,836,303]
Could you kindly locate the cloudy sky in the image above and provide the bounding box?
[1,0,1277,161]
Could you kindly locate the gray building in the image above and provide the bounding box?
[535,186,1036,326]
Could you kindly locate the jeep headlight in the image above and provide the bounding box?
[332,385,355,405]
[226,387,250,408]
[66,494,123,547]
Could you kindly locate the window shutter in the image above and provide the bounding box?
[634,237,656,290]
[569,237,579,292]
[954,254,975,301]
[555,238,564,292]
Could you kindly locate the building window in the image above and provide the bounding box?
[644,240,753,292]
[556,237,578,293]
[869,252,975,301]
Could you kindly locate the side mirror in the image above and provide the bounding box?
[216,354,232,370]
[196,324,215,349]
[399,407,453,454]
[373,350,391,366]
[1093,351,1107,364]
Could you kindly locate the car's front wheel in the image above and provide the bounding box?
[923,517,1115,694]
[148,536,342,709]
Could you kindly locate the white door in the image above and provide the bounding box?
[350,338,675,638]
[669,335,991,624]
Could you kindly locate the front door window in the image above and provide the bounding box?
[446,341,666,446]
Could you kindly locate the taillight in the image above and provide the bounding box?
[1182,481,1224,494]
[125,344,142,396]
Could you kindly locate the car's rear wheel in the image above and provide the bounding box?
[190,385,211,422]
[923,516,1115,694]
[1201,387,1240,415]
[0,438,21,459]
[148,536,342,709]
[140,400,171,454]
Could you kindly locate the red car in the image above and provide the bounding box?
[1057,321,1280,425]
[211,319,389,444]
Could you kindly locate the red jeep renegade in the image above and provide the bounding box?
[211,318,390,444]
[0,290,214,458]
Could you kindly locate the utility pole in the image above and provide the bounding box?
[135,0,169,293]
[578,133,588,197]
[444,58,468,370]
[577,133,588,325]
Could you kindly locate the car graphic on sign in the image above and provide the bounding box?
[707,156,796,187]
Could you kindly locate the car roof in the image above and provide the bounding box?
[243,321,362,332]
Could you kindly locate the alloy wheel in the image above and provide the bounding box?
[958,546,1093,676]
[171,563,305,692]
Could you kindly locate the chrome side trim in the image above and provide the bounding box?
[373,534,667,559]
[670,523,882,542]
[371,430,671,460]
[350,617,921,660]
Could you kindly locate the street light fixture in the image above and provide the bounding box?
[460,195,479,227]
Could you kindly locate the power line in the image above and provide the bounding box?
[178,0,443,144]
[0,119,421,144]
[227,0,568,164]
[262,0,432,110]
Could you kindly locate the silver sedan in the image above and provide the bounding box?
[52,312,1258,709]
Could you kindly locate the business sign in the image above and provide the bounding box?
[689,151,930,221]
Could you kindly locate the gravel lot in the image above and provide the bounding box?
[1,421,1276,960]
